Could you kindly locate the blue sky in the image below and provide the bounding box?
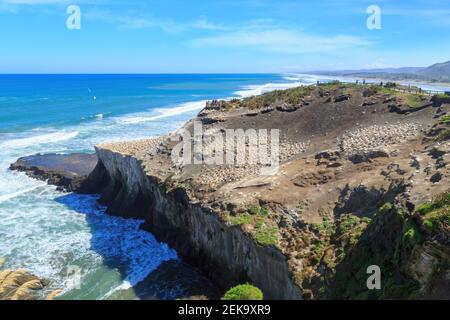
[0,0,449,73]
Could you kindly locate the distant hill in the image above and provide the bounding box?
[417,61,450,81]
[311,61,450,83]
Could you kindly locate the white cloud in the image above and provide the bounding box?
[189,17,228,31]
[363,58,394,69]
[84,10,229,33]
[191,28,371,54]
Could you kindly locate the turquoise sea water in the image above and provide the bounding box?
[0,73,325,299]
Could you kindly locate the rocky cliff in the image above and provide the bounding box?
[11,83,450,299]
[94,146,302,299]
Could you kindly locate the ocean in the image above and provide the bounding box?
[0,73,326,299]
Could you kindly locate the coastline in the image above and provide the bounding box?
[4,77,450,300]
[15,80,448,299]
[0,74,319,299]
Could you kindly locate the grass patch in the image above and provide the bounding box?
[223,283,263,300]
[332,214,372,265]
[314,218,335,237]
[254,222,278,247]
[402,220,422,251]
[226,206,279,247]
[439,115,450,125]
[416,192,450,234]
[405,94,425,108]
[227,213,255,226]
[227,85,315,110]
[248,205,269,216]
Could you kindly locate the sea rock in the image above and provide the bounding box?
[10,153,102,193]
[46,290,62,300]
[0,269,47,300]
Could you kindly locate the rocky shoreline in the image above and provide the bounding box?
[10,83,450,299]
[10,153,100,193]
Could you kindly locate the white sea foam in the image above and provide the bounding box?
[0,183,47,203]
[234,81,310,98]
[118,100,207,124]
[0,131,79,149]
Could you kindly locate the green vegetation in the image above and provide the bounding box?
[401,220,422,251]
[223,283,263,300]
[415,192,450,234]
[334,214,372,264]
[314,218,335,237]
[338,215,372,247]
[439,115,450,124]
[392,209,422,266]
[226,205,278,247]
[379,202,394,214]
[405,94,425,108]
[433,93,450,99]
[254,223,278,247]
[227,212,255,225]
[436,128,450,141]
[360,84,427,108]
[300,196,447,299]
[226,85,315,110]
[384,82,397,88]
[318,80,342,87]
[329,204,424,300]
[381,278,421,300]
[248,205,269,216]
[362,86,379,97]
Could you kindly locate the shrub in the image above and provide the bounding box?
[385,82,397,88]
[436,128,450,141]
[415,192,450,234]
[226,206,279,247]
[406,94,425,108]
[439,115,450,125]
[223,284,263,300]
[379,202,394,214]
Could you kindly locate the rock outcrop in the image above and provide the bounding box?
[0,269,48,300]
[10,153,100,193]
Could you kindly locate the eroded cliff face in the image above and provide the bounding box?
[67,84,449,299]
[94,146,302,300]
